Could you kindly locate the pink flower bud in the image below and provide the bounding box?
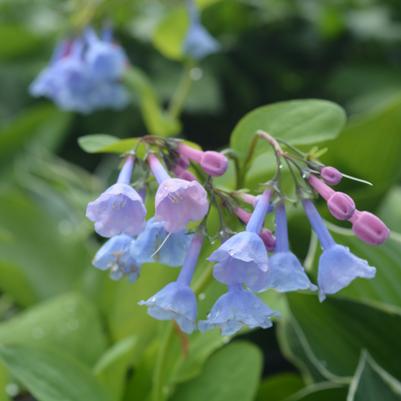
[321,167,342,185]
[173,165,197,181]
[200,151,228,177]
[327,192,356,220]
[308,175,334,200]
[178,143,203,163]
[350,211,390,245]
[260,229,276,252]
[177,156,190,169]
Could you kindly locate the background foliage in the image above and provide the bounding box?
[1,0,401,400]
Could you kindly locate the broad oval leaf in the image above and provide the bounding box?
[348,352,401,401]
[0,345,111,401]
[230,99,346,162]
[287,294,401,382]
[78,134,138,154]
[171,342,262,401]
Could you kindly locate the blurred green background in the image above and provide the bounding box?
[1,0,401,400]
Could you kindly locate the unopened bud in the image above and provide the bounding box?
[327,192,356,220]
[200,151,228,177]
[321,166,342,185]
[350,211,390,245]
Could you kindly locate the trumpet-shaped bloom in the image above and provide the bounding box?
[209,231,269,291]
[264,202,317,292]
[318,244,376,301]
[93,234,140,282]
[265,252,317,292]
[130,218,192,267]
[139,234,203,333]
[155,178,208,233]
[199,285,278,336]
[139,282,197,333]
[86,183,146,238]
[303,199,376,301]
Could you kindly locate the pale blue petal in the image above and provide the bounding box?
[264,251,317,293]
[139,282,197,333]
[318,244,376,301]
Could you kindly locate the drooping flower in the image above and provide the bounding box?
[209,189,271,291]
[264,202,317,292]
[93,234,140,282]
[139,234,203,333]
[349,210,390,245]
[303,199,376,301]
[86,156,146,237]
[148,154,208,233]
[130,218,192,267]
[29,27,130,113]
[198,284,278,336]
[84,27,127,80]
[182,0,219,60]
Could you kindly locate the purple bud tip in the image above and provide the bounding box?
[260,229,276,252]
[327,192,356,220]
[308,175,334,201]
[174,165,197,181]
[350,211,390,245]
[178,143,203,163]
[200,151,228,177]
[321,166,342,185]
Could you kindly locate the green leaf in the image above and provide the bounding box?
[78,134,138,154]
[348,352,401,401]
[230,99,346,162]
[124,68,180,136]
[0,345,111,401]
[0,188,92,302]
[321,94,401,208]
[152,9,188,60]
[0,362,10,401]
[171,342,262,401]
[285,382,347,401]
[255,373,304,401]
[287,294,401,381]
[94,337,137,401]
[0,104,71,170]
[0,293,107,367]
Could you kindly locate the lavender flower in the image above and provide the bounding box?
[139,234,203,333]
[86,156,146,238]
[30,28,130,113]
[130,218,192,267]
[183,0,219,60]
[199,284,278,336]
[209,189,271,291]
[84,27,127,80]
[303,199,376,301]
[264,202,317,292]
[148,154,208,233]
[93,234,140,282]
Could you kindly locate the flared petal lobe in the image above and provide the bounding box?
[264,251,317,292]
[318,244,376,301]
[199,286,278,336]
[209,232,269,291]
[86,183,146,238]
[93,234,140,282]
[155,178,208,233]
[130,218,192,267]
[139,282,197,334]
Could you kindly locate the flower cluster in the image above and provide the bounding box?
[30,27,129,113]
[86,134,389,336]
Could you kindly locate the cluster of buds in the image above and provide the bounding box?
[85,133,389,336]
[30,26,129,113]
